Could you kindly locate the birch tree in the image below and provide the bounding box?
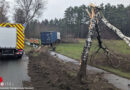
[77,4,100,81]
[77,4,130,82]
[102,17,130,46]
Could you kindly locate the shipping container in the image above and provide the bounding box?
[0,23,25,58]
[41,32,61,45]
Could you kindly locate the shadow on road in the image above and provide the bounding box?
[0,56,21,61]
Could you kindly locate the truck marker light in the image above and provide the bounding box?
[18,50,23,52]
[0,76,4,87]
[0,82,4,87]
[0,77,3,83]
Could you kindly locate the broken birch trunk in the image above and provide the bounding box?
[102,17,130,47]
[77,8,99,82]
[77,29,93,81]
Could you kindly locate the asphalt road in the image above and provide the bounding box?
[0,54,30,89]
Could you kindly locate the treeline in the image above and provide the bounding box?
[25,20,61,38]
[26,5,89,38]
[25,3,130,39]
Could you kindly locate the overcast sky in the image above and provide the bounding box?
[43,0,130,21]
[6,0,130,22]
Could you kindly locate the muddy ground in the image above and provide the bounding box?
[24,48,120,90]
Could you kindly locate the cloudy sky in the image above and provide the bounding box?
[43,0,130,20]
[6,0,130,22]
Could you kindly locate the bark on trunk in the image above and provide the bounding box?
[77,60,87,82]
[77,7,99,82]
[77,30,93,82]
[102,17,130,47]
[77,20,94,82]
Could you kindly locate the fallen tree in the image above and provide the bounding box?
[78,4,130,82]
[102,17,130,46]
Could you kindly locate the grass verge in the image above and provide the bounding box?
[24,45,34,54]
[97,66,130,79]
[56,39,130,79]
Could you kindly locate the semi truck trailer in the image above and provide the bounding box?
[41,31,61,45]
[0,23,25,58]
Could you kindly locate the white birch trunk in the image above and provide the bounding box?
[101,17,130,47]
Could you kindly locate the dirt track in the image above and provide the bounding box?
[25,48,120,90]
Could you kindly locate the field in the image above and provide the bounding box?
[56,39,130,79]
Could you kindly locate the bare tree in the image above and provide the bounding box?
[0,0,9,23]
[14,8,26,24]
[14,0,46,24]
